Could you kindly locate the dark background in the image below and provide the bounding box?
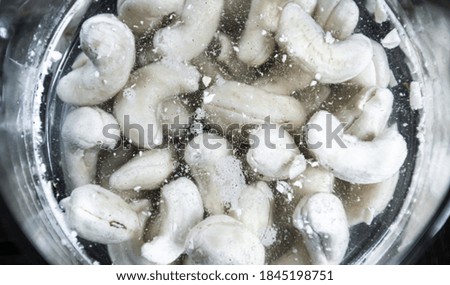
[0,195,448,265]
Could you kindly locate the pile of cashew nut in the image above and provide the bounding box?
[57,0,408,265]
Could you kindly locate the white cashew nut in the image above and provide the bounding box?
[61,184,140,244]
[291,165,334,204]
[141,178,204,264]
[238,0,317,66]
[184,133,246,214]
[114,59,200,149]
[185,215,265,265]
[117,0,185,35]
[62,107,120,189]
[109,149,177,191]
[153,0,224,61]
[276,3,373,84]
[57,14,135,105]
[351,40,391,88]
[338,173,399,226]
[230,182,274,243]
[315,0,359,40]
[306,111,407,184]
[108,199,153,265]
[203,80,307,130]
[335,87,394,140]
[246,124,307,181]
[293,193,349,265]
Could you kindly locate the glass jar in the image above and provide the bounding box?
[0,0,449,264]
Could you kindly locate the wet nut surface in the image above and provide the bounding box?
[58,0,410,265]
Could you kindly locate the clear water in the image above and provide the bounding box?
[41,0,420,264]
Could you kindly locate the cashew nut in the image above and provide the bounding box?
[351,40,391,88]
[291,165,334,204]
[108,199,153,265]
[335,87,394,140]
[293,193,349,265]
[306,111,407,184]
[117,0,185,35]
[57,14,135,105]
[185,215,265,265]
[315,0,359,40]
[62,107,120,189]
[230,182,274,243]
[203,81,307,130]
[114,59,200,149]
[153,0,224,61]
[246,124,307,181]
[109,149,177,191]
[238,0,317,66]
[61,184,140,244]
[337,173,399,226]
[276,3,373,84]
[141,178,204,264]
[184,133,246,214]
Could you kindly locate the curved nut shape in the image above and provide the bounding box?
[141,178,204,264]
[238,0,317,66]
[307,111,407,184]
[293,193,349,265]
[338,173,399,226]
[335,87,394,140]
[351,40,391,88]
[114,60,200,149]
[57,14,135,106]
[153,0,224,61]
[61,184,140,244]
[254,64,314,95]
[203,81,307,130]
[316,0,359,40]
[185,215,265,265]
[230,182,274,242]
[62,107,120,189]
[277,3,373,84]
[246,125,306,181]
[109,149,177,191]
[291,165,334,204]
[185,133,246,214]
[118,0,185,35]
[108,200,154,265]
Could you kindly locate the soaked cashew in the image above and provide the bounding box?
[277,3,373,84]
[185,215,265,265]
[61,184,140,244]
[184,133,246,214]
[315,0,359,40]
[335,87,394,140]
[230,182,274,243]
[203,81,307,130]
[62,107,120,189]
[293,193,349,265]
[57,14,135,105]
[351,40,391,88]
[291,165,334,204]
[307,111,407,184]
[117,0,185,35]
[109,149,177,191]
[141,178,203,264]
[108,200,153,265]
[338,173,399,226]
[246,125,307,181]
[153,0,224,61]
[114,59,200,149]
[238,0,317,66]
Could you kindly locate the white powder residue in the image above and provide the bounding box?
[203,91,216,104]
[276,181,294,201]
[381,29,401,49]
[409,81,423,110]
